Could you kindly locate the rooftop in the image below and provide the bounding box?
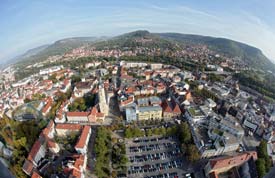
[139,105,162,112]
[55,123,82,130]
[75,126,91,149]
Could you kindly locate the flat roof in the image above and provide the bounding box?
[139,105,162,112]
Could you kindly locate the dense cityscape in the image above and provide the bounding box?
[1,1,275,178]
[1,32,275,178]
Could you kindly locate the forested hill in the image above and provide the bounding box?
[6,37,107,66]
[9,30,275,72]
[157,32,275,72]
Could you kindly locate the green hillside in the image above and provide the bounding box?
[12,30,275,72]
[158,33,275,72]
[14,37,106,66]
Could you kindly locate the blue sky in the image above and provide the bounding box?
[1,0,275,63]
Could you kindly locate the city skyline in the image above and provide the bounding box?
[1,0,275,63]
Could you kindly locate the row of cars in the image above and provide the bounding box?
[129,150,182,163]
[129,144,161,152]
[132,136,176,143]
[126,136,186,177]
[144,172,179,178]
[129,142,180,153]
[128,159,183,175]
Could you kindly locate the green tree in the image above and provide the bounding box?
[146,129,153,136]
[187,144,200,162]
[179,122,192,144]
[256,158,266,178]
[125,128,133,138]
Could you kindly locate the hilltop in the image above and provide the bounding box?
[9,30,275,72]
[158,32,275,72]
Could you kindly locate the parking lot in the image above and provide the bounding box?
[125,136,190,178]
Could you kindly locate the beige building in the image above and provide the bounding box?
[98,84,108,118]
[138,106,162,120]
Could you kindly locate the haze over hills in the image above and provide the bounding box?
[7,30,275,72]
[4,36,108,67]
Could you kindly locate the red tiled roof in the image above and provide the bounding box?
[172,102,181,113]
[42,97,53,114]
[162,100,173,113]
[27,140,42,161]
[91,107,98,115]
[71,155,85,178]
[22,159,34,175]
[47,140,57,148]
[55,123,82,130]
[125,87,135,94]
[63,78,70,85]
[75,126,91,149]
[75,82,91,89]
[31,171,43,178]
[71,169,81,178]
[209,151,257,170]
[74,154,84,169]
[120,96,134,106]
[67,112,90,117]
[41,120,54,137]
[96,113,105,117]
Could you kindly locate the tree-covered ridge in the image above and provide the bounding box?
[92,30,181,51]
[158,32,275,72]
[11,30,275,72]
[233,70,275,101]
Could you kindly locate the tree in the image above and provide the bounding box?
[181,143,187,155]
[256,158,266,178]
[111,171,117,178]
[14,137,27,149]
[125,128,133,138]
[187,144,200,162]
[257,140,272,172]
[120,155,128,165]
[71,75,82,84]
[94,127,111,178]
[146,129,153,136]
[166,126,178,136]
[159,127,166,135]
[179,122,192,144]
[49,74,58,83]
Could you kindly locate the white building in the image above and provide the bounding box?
[39,65,63,75]
[151,63,163,70]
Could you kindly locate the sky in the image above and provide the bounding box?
[1,0,275,63]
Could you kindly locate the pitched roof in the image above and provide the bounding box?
[172,102,181,113]
[67,112,90,117]
[47,140,57,148]
[162,100,173,113]
[71,155,85,178]
[22,159,34,175]
[31,171,43,178]
[55,123,82,130]
[75,126,91,149]
[75,82,92,89]
[42,97,53,113]
[209,151,257,170]
[27,140,42,161]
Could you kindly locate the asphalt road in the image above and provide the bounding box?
[0,161,15,178]
[242,135,260,151]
